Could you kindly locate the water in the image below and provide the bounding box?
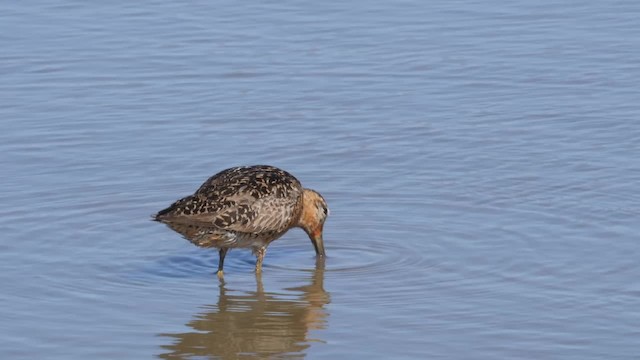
[2,1,640,359]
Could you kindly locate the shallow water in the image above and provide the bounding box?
[2,1,640,359]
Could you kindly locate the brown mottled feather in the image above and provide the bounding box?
[154,165,328,273]
[155,165,303,241]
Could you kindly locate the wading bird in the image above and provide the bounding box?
[154,165,328,276]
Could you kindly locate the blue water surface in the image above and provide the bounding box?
[1,1,639,359]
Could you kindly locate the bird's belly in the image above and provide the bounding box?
[186,228,282,249]
[223,233,268,249]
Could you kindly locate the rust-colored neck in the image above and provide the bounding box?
[297,189,319,234]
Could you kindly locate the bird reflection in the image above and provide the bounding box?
[157,224,330,360]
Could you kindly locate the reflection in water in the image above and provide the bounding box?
[158,259,330,359]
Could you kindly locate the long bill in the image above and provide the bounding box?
[310,232,326,257]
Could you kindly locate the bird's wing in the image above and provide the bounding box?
[199,194,300,233]
[157,192,300,234]
[155,165,303,233]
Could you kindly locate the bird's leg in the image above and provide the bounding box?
[217,248,228,277]
[254,270,264,295]
[255,247,267,273]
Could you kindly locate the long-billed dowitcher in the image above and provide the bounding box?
[154,165,328,276]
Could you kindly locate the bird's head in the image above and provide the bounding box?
[298,189,329,256]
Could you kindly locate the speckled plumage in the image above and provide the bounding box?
[154,165,328,275]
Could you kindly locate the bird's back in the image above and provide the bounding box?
[155,165,304,238]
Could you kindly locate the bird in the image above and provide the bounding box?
[154,165,328,276]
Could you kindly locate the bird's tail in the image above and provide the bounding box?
[152,195,193,222]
